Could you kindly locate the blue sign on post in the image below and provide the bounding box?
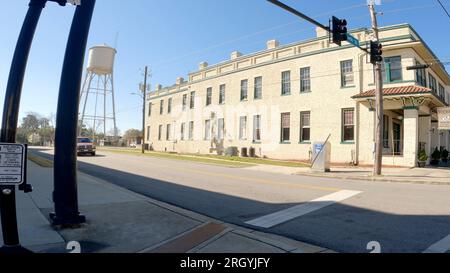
[347,33,360,47]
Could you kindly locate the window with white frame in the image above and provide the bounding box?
[342,108,355,142]
[160,100,164,115]
[206,87,212,106]
[180,123,185,141]
[254,76,262,99]
[219,84,226,104]
[218,118,225,141]
[241,80,248,101]
[166,124,171,141]
[281,113,290,142]
[300,111,311,142]
[281,71,291,95]
[340,60,354,87]
[204,120,211,140]
[300,67,311,93]
[239,116,247,140]
[168,98,172,114]
[148,102,152,117]
[190,91,195,109]
[147,126,150,141]
[188,121,194,140]
[253,115,261,142]
[158,125,163,141]
[182,94,187,111]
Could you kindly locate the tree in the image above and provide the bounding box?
[123,129,142,144]
[21,112,40,136]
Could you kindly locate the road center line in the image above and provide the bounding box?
[245,190,362,228]
[423,235,450,253]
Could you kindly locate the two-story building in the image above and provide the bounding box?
[145,24,450,167]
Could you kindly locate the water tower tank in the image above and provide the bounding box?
[87,45,117,75]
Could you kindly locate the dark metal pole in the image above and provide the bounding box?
[267,0,330,31]
[51,0,96,226]
[0,0,48,253]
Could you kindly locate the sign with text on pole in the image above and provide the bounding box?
[437,107,450,130]
[0,143,26,186]
[346,33,360,48]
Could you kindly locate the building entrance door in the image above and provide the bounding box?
[393,122,402,155]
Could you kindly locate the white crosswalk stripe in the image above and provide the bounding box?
[245,190,362,228]
[423,235,450,253]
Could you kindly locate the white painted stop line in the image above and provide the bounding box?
[245,190,362,228]
[423,235,450,253]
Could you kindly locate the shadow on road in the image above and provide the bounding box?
[28,148,450,253]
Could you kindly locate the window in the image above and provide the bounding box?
[415,60,427,87]
[240,80,248,101]
[147,126,150,141]
[159,100,164,115]
[281,71,291,95]
[158,125,163,141]
[239,116,247,140]
[300,67,311,93]
[281,113,290,142]
[254,76,262,99]
[148,102,152,117]
[180,123,185,141]
[383,115,389,148]
[182,94,188,111]
[218,118,225,141]
[340,60,354,87]
[168,98,172,114]
[342,109,355,142]
[300,111,311,142]
[429,74,437,93]
[188,121,194,140]
[382,56,402,82]
[219,84,226,104]
[438,84,445,100]
[253,115,261,142]
[190,91,195,109]
[204,120,211,140]
[206,87,212,106]
[166,124,171,141]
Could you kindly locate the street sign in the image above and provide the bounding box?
[346,33,360,47]
[437,107,450,130]
[0,143,26,185]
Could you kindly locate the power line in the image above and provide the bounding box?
[436,0,450,19]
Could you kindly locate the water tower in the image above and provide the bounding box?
[79,44,118,144]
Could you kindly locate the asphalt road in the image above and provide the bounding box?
[31,148,450,253]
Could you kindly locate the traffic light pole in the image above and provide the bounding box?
[51,0,96,226]
[369,3,384,176]
[0,0,50,254]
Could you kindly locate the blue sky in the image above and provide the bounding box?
[0,0,449,134]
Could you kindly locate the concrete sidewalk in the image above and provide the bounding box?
[246,165,450,185]
[0,161,331,253]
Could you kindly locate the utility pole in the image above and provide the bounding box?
[140,66,150,154]
[369,3,384,176]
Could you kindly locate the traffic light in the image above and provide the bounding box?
[370,41,383,64]
[331,16,348,46]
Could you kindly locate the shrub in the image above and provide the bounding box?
[431,147,441,161]
[418,149,428,162]
[442,149,449,160]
